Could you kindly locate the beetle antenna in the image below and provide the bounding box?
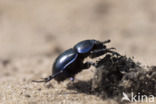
[101,39,111,44]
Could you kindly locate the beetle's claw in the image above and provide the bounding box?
[32,79,46,83]
[32,78,48,83]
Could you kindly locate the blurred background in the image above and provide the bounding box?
[0,0,156,104]
[0,0,156,65]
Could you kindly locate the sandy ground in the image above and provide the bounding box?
[0,0,156,104]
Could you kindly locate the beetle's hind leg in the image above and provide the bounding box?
[32,75,54,83]
[32,71,63,83]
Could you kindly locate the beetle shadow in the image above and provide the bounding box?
[66,80,111,100]
[66,79,123,102]
[67,80,130,104]
[67,80,93,94]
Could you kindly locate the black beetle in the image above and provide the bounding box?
[32,39,118,83]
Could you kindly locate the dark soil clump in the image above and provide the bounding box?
[92,54,156,102]
[67,53,156,103]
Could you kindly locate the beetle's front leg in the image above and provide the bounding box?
[90,48,120,58]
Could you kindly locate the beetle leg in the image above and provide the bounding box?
[91,48,116,53]
[90,48,120,58]
[105,50,120,56]
[32,70,64,83]
[32,75,54,83]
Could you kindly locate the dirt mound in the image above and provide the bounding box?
[92,54,156,102]
[68,53,156,103]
